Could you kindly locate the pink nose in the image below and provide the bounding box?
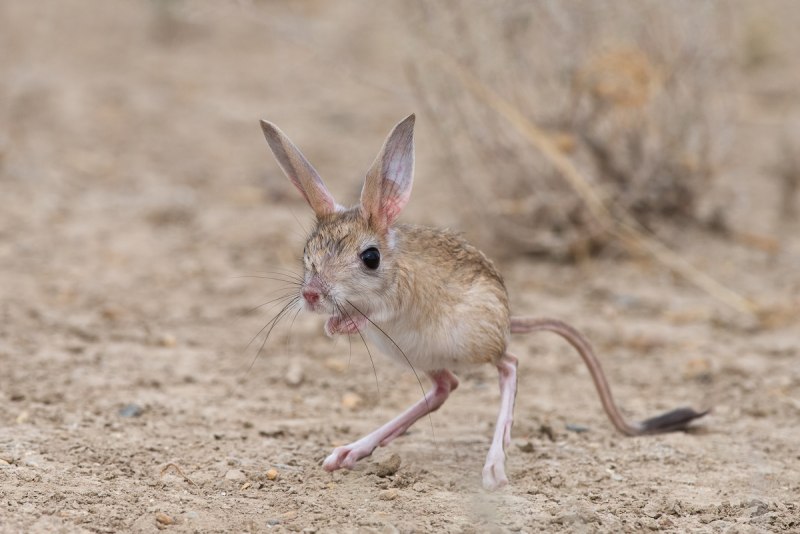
[302,289,320,305]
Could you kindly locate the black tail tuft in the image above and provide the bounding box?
[639,407,710,434]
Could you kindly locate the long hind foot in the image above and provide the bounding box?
[482,353,518,490]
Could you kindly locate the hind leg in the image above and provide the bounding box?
[482,352,518,490]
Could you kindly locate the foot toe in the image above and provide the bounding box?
[482,463,509,491]
[341,450,361,469]
[322,448,348,471]
[323,444,372,472]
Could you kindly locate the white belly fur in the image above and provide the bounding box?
[361,314,485,372]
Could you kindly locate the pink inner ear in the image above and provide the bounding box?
[380,191,411,226]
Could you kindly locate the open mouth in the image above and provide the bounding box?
[324,314,367,336]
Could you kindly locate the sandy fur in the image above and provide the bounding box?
[305,210,510,372]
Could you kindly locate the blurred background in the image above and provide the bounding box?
[2,1,799,304]
[1,1,799,532]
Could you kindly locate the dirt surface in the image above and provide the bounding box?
[1,2,799,532]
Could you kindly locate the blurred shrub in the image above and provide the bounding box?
[410,1,737,259]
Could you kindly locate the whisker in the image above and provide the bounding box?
[222,288,296,334]
[249,297,301,371]
[259,268,305,282]
[244,292,299,316]
[285,306,302,357]
[243,294,299,350]
[335,298,380,397]
[232,275,302,285]
[235,268,303,281]
[346,312,353,371]
[247,267,303,276]
[344,299,434,439]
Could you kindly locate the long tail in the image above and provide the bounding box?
[510,317,708,436]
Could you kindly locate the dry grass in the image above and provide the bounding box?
[434,55,756,315]
[409,1,737,260]
[774,136,800,222]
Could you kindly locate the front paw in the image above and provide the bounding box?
[322,443,373,471]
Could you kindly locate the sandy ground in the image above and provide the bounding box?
[1,2,799,532]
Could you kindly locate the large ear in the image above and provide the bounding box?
[260,120,337,217]
[360,114,415,232]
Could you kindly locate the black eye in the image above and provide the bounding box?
[359,247,380,270]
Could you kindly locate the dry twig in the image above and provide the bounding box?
[160,463,196,486]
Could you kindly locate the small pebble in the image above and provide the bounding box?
[324,358,347,373]
[155,512,174,525]
[517,442,535,453]
[747,499,769,517]
[643,501,661,518]
[258,428,285,438]
[379,489,399,501]
[100,306,123,321]
[157,333,177,348]
[23,454,43,467]
[683,358,712,381]
[565,423,590,433]
[658,517,675,528]
[266,468,280,481]
[118,404,144,418]
[285,362,304,387]
[539,424,556,441]
[373,454,401,478]
[341,392,363,410]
